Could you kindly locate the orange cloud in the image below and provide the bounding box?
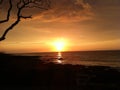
[33,0,94,22]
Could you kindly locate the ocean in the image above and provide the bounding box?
[18,50,120,68]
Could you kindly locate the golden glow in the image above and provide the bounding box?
[57,60,62,63]
[53,39,66,51]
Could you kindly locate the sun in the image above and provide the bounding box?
[53,39,66,52]
[54,41,64,51]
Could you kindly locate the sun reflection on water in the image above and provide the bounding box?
[57,60,62,63]
[56,52,64,64]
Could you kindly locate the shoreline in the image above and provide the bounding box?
[0,53,120,89]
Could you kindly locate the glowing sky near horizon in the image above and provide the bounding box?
[0,0,120,53]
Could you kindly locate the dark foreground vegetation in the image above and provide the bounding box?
[0,53,120,90]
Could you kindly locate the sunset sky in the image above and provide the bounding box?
[0,0,120,53]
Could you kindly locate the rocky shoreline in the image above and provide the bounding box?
[0,53,120,90]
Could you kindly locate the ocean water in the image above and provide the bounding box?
[20,50,120,67]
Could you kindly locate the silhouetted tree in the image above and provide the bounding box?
[0,0,50,41]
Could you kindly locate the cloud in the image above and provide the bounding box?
[1,0,93,22]
[34,0,94,22]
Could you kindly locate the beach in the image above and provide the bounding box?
[1,0,120,90]
[0,53,120,90]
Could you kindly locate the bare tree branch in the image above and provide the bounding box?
[0,0,12,23]
[0,19,20,41]
[0,0,30,41]
[0,0,50,41]
[0,7,21,41]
